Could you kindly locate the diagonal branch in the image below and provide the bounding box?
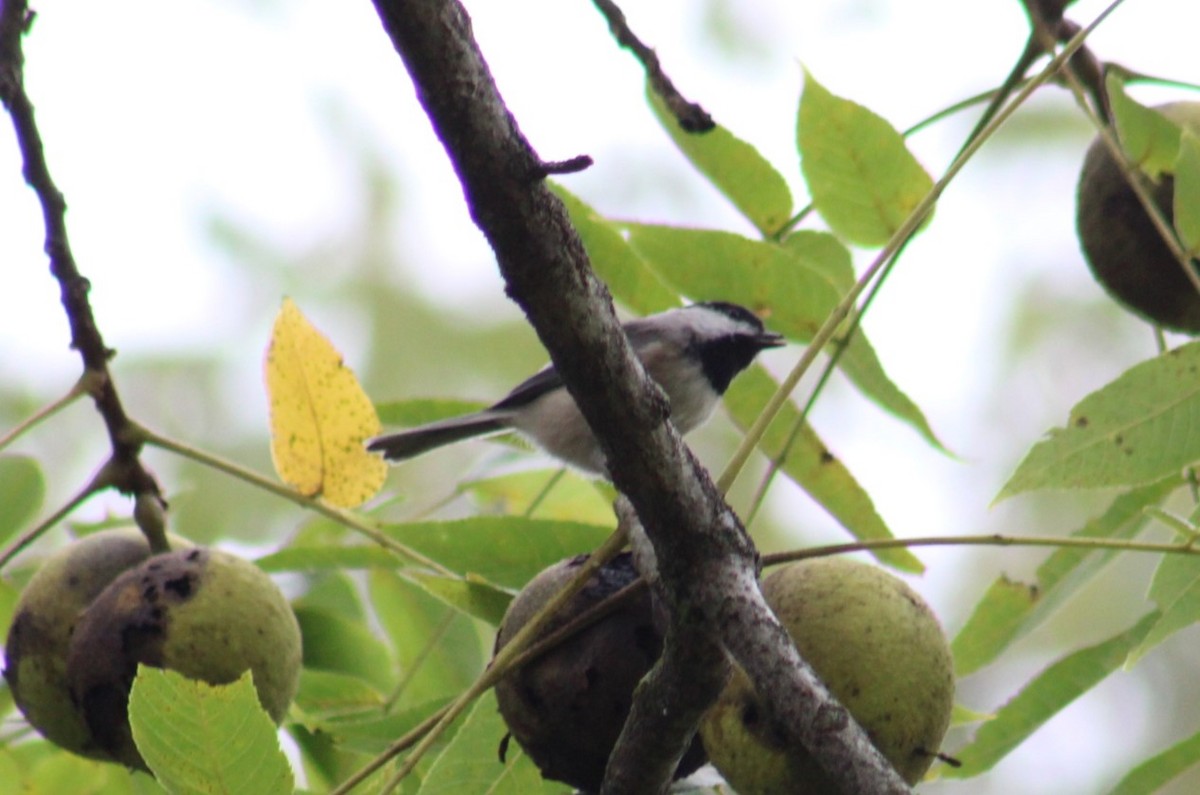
[590,0,713,133]
[0,0,164,537]
[369,1,908,793]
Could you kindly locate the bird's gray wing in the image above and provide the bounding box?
[620,316,660,347]
[491,365,564,410]
[490,317,673,411]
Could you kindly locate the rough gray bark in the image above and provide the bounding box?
[369,1,910,793]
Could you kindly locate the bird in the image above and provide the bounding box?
[366,301,784,475]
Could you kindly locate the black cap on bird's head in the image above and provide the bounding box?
[694,301,768,329]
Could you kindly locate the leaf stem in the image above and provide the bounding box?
[717,0,1124,496]
[1054,22,1200,297]
[0,373,95,453]
[522,468,567,518]
[1142,507,1200,541]
[334,526,629,795]
[330,516,1192,794]
[0,468,109,570]
[383,607,459,711]
[761,531,1199,567]
[136,424,456,578]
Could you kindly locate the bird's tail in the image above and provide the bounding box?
[366,413,510,462]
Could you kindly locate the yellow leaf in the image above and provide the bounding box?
[264,298,386,507]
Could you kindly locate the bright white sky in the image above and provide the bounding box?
[3,1,1200,792]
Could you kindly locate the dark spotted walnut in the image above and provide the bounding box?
[494,553,705,793]
[65,547,302,769]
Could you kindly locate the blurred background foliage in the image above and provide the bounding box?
[2,0,1200,792]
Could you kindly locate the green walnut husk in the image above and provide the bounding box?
[700,557,955,794]
[64,547,302,769]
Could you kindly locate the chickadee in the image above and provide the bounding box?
[367,302,784,475]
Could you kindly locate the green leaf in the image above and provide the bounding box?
[726,366,921,572]
[647,86,793,236]
[0,752,18,790]
[384,517,613,590]
[951,703,995,727]
[551,184,680,314]
[998,343,1200,498]
[369,570,486,705]
[1174,130,1200,255]
[403,571,512,627]
[1107,73,1185,179]
[781,230,855,293]
[377,399,488,427]
[0,745,151,794]
[945,612,1159,777]
[293,669,384,720]
[128,667,293,795]
[0,578,18,654]
[951,577,1040,678]
[1108,724,1200,794]
[460,469,615,525]
[257,545,397,573]
[294,606,395,692]
[318,697,452,756]
[296,570,370,620]
[417,690,569,795]
[624,223,944,450]
[0,455,44,545]
[1130,553,1200,665]
[798,71,934,247]
[625,223,840,336]
[953,480,1176,675]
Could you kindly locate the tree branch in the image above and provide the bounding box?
[369,1,908,792]
[601,502,728,793]
[0,0,164,527]
[601,616,724,792]
[589,0,713,133]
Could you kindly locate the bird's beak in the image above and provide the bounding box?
[757,331,786,349]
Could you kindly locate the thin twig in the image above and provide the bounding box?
[0,372,94,452]
[376,528,629,794]
[590,0,713,133]
[761,531,1200,568]
[137,424,457,577]
[0,467,110,570]
[332,512,1198,795]
[521,468,567,518]
[1049,14,1200,298]
[383,607,459,710]
[331,526,629,795]
[716,0,1126,497]
[535,154,594,177]
[0,0,162,515]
